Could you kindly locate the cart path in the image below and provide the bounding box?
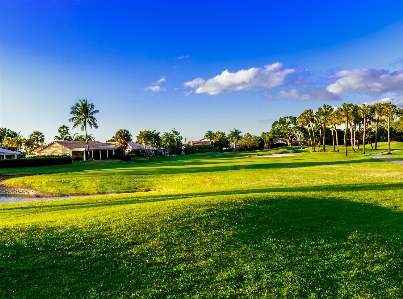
[370,151,403,166]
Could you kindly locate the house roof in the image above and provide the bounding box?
[127,141,144,150]
[0,148,20,155]
[33,140,117,153]
[190,140,212,146]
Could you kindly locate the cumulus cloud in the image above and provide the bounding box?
[184,62,296,95]
[278,88,340,101]
[326,69,403,95]
[374,97,403,107]
[143,77,166,92]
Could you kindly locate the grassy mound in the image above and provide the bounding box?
[1,143,403,298]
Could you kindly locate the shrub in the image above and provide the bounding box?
[0,155,72,168]
[118,155,132,161]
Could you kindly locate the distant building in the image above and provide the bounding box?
[32,140,117,160]
[0,148,20,160]
[189,138,212,147]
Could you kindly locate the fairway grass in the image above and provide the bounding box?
[1,143,403,298]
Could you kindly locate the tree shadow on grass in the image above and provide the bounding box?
[1,193,403,298]
[2,181,403,218]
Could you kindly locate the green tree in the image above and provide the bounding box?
[0,128,19,145]
[25,131,45,153]
[298,109,316,151]
[213,131,229,151]
[2,135,23,151]
[330,108,343,152]
[383,103,398,154]
[228,128,242,151]
[337,103,354,156]
[359,104,372,154]
[270,116,300,146]
[373,102,386,150]
[316,104,334,152]
[238,133,255,151]
[54,125,72,140]
[72,133,95,141]
[136,130,159,162]
[161,132,176,153]
[171,128,182,151]
[115,129,132,155]
[69,99,99,160]
[204,130,214,143]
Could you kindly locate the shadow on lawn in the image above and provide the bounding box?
[3,181,403,213]
[2,193,403,298]
[72,156,381,177]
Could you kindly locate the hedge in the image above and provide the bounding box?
[0,155,72,168]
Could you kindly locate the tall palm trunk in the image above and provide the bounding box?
[322,123,326,152]
[312,125,316,152]
[331,127,335,151]
[349,122,355,152]
[375,117,379,150]
[387,115,391,154]
[84,121,89,160]
[344,119,348,156]
[335,126,339,152]
[362,115,367,154]
[357,123,360,150]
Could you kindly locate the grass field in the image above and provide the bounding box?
[1,143,403,298]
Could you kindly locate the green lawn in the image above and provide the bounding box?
[1,143,403,298]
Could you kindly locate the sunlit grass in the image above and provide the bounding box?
[1,142,403,298]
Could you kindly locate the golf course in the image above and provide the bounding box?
[1,143,403,298]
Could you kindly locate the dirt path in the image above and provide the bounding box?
[370,151,403,166]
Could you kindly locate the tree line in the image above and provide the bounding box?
[1,99,402,157]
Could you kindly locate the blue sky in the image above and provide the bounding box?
[1,0,403,143]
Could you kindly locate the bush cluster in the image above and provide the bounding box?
[0,155,72,168]
[185,146,220,154]
[118,155,132,161]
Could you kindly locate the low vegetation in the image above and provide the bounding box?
[1,143,403,298]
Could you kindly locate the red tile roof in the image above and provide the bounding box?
[33,140,117,153]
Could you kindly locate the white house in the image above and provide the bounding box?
[0,148,20,160]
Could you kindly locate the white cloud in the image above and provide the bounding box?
[177,55,190,60]
[278,88,340,101]
[143,85,166,92]
[375,97,403,107]
[326,69,403,95]
[182,90,193,96]
[143,77,167,92]
[155,77,166,84]
[184,62,296,95]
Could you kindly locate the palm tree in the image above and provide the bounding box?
[136,130,155,162]
[161,132,176,153]
[29,131,45,150]
[228,128,242,151]
[337,103,354,156]
[69,99,99,160]
[298,109,315,151]
[115,129,132,155]
[383,103,398,154]
[359,104,372,154]
[373,102,386,150]
[54,125,72,140]
[204,130,214,144]
[171,128,182,152]
[330,108,342,152]
[316,104,333,152]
